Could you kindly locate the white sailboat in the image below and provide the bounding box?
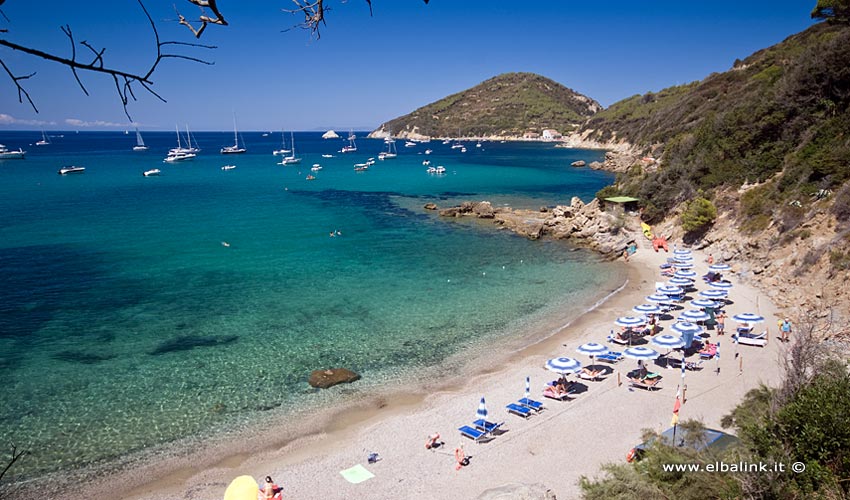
[221,114,247,154]
[281,132,301,165]
[164,125,197,161]
[133,128,148,151]
[273,130,291,155]
[36,130,50,146]
[341,131,357,153]
[378,135,397,160]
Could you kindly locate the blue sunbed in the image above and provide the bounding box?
[597,351,623,363]
[506,403,531,419]
[473,419,503,434]
[518,397,544,412]
[458,425,486,443]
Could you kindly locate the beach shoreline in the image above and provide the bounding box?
[60,238,782,500]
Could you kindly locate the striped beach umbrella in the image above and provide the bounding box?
[477,396,488,420]
[671,321,704,336]
[576,342,609,358]
[709,281,733,290]
[623,346,660,361]
[673,249,692,256]
[699,289,727,299]
[651,334,686,350]
[545,356,582,375]
[675,255,695,262]
[525,376,532,400]
[633,303,662,315]
[732,312,765,324]
[646,293,671,304]
[657,285,684,296]
[674,269,698,279]
[669,277,693,287]
[690,298,719,309]
[675,261,694,269]
[709,263,731,271]
[680,309,710,322]
[615,316,647,328]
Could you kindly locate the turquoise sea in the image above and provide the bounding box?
[0,131,621,481]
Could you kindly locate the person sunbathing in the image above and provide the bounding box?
[581,367,604,379]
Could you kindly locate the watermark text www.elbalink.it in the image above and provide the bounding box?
[661,461,806,474]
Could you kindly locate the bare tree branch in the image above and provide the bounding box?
[0,59,37,112]
[175,0,228,39]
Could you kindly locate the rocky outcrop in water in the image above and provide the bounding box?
[436,198,637,258]
[308,368,361,389]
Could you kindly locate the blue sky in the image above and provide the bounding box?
[0,0,816,131]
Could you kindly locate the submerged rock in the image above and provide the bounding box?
[570,160,586,167]
[308,368,361,389]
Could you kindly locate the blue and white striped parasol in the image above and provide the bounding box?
[675,261,695,269]
[576,342,610,357]
[545,356,582,375]
[709,281,733,290]
[646,293,671,304]
[650,334,686,350]
[680,309,710,322]
[673,248,692,256]
[633,303,662,315]
[690,298,719,309]
[623,346,660,361]
[674,269,698,279]
[615,316,647,328]
[671,321,704,336]
[669,277,693,287]
[675,255,695,263]
[657,285,684,296]
[709,263,731,271]
[731,312,765,324]
[525,376,531,400]
[699,289,727,299]
[476,396,488,420]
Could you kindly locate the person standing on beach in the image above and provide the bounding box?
[780,318,792,343]
[261,476,281,500]
[716,311,725,335]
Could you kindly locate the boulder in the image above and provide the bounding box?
[473,201,495,219]
[424,203,438,210]
[308,368,361,389]
[570,160,586,167]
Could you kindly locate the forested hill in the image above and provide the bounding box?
[584,21,850,226]
[369,72,601,138]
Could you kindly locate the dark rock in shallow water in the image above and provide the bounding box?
[424,203,438,210]
[149,334,238,355]
[52,350,115,364]
[308,368,361,389]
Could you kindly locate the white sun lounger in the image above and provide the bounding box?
[734,330,768,347]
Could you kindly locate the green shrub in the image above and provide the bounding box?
[680,197,717,232]
[596,185,620,202]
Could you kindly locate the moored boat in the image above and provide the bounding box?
[0,144,26,159]
[58,165,85,175]
[143,168,161,176]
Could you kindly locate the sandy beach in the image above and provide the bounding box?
[72,238,784,500]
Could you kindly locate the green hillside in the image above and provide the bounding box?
[372,72,601,138]
[586,21,850,228]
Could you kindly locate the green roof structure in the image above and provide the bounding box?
[604,196,640,203]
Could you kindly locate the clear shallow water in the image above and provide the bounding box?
[0,131,618,478]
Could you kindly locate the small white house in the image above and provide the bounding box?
[541,129,562,140]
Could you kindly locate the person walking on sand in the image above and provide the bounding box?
[780,318,792,343]
[716,311,725,335]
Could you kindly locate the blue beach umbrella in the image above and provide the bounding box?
[576,342,609,357]
[477,396,488,421]
[709,263,731,271]
[699,289,727,299]
[671,321,703,335]
[545,356,582,375]
[674,269,698,279]
[732,312,765,324]
[651,334,686,350]
[623,346,660,361]
[709,281,733,290]
[633,303,662,315]
[690,298,719,309]
[615,316,647,328]
[646,293,671,304]
[669,277,693,287]
[657,285,684,296]
[680,309,710,322]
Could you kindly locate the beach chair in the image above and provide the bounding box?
[577,368,604,381]
[596,351,624,364]
[629,373,662,391]
[542,385,571,401]
[667,357,704,371]
[473,418,504,435]
[734,331,768,347]
[607,332,632,345]
[699,343,717,359]
[505,403,532,419]
[458,425,487,443]
[518,397,544,412]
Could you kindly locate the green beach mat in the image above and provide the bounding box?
[340,464,375,484]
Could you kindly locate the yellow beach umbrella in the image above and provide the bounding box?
[223,475,258,500]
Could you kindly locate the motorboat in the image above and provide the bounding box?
[321,154,334,158]
[460,147,467,153]
[404,141,416,147]
[366,158,376,166]
[221,165,236,171]
[0,144,26,159]
[424,149,432,155]
[306,174,316,180]
[143,168,161,176]
[422,160,431,166]
[353,163,368,171]
[426,166,437,174]
[311,164,322,171]
[164,151,196,162]
[58,165,85,175]
[450,143,464,149]
[435,166,446,174]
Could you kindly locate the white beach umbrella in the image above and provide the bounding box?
[674,269,698,279]
[615,316,647,328]
[731,312,765,324]
[680,309,710,322]
[690,298,719,309]
[633,304,662,315]
[671,321,704,336]
[651,334,686,350]
[623,346,660,361]
[709,263,731,271]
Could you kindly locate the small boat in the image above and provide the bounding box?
[460,147,467,153]
[168,125,200,155]
[321,154,334,158]
[450,143,464,149]
[143,168,161,176]
[133,128,148,151]
[424,149,432,155]
[311,164,322,171]
[36,130,50,146]
[441,139,451,145]
[435,166,446,174]
[164,151,196,162]
[404,141,416,148]
[58,165,85,175]
[422,160,431,166]
[475,141,482,148]
[272,130,291,155]
[0,144,26,159]
[426,166,437,174]
[306,174,316,180]
[221,165,236,171]
[221,114,247,154]
[280,131,302,164]
[366,158,376,166]
[341,131,357,153]
[353,163,368,171]
[379,135,398,160]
